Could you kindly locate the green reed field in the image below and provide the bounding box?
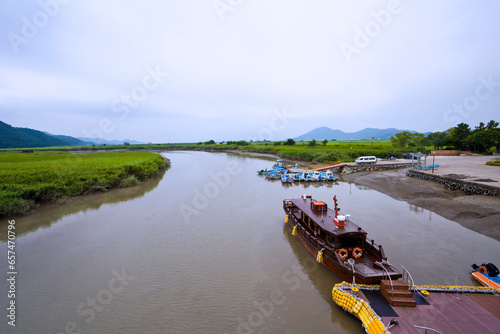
[240,140,417,163]
[137,140,418,163]
[0,151,168,216]
[15,139,418,164]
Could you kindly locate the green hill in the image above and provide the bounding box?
[0,121,69,148]
[49,134,93,146]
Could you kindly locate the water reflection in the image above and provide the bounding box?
[408,204,425,214]
[0,168,168,241]
[282,220,363,333]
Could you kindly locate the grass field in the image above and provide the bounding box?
[0,140,423,164]
[239,140,422,163]
[486,160,500,166]
[0,151,168,216]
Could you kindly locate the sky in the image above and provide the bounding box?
[1,0,499,143]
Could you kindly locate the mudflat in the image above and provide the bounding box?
[343,155,500,241]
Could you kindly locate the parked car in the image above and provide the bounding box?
[402,153,419,159]
[355,156,377,164]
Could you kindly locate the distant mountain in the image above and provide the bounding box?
[0,121,146,149]
[42,132,94,146]
[0,121,68,148]
[77,137,146,145]
[294,127,425,141]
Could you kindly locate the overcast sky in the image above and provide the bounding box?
[1,0,499,143]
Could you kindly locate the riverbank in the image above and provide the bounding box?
[343,168,500,241]
[0,151,169,216]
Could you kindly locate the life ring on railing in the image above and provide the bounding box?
[352,248,363,259]
[478,266,488,274]
[286,201,293,207]
[338,249,348,261]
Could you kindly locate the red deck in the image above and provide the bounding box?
[356,289,500,334]
[314,163,347,171]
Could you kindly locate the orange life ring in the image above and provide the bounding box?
[478,266,488,274]
[338,248,348,261]
[286,201,293,207]
[353,248,363,259]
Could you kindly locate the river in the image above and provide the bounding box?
[1,151,499,334]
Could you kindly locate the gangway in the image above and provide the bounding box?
[314,163,347,171]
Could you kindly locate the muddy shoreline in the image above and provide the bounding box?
[343,169,500,241]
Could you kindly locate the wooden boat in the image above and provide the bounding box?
[283,195,401,284]
[471,263,500,290]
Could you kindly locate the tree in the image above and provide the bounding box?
[284,138,295,146]
[452,123,471,150]
[322,139,328,146]
[124,142,130,146]
[486,120,499,130]
[474,122,486,133]
[308,139,317,147]
[389,131,414,147]
[468,129,497,153]
[423,132,448,150]
[409,133,425,147]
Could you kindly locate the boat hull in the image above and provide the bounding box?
[284,207,401,284]
[471,271,500,290]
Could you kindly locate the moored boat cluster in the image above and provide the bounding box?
[258,161,339,183]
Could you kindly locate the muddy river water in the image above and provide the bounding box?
[1,151,499,334]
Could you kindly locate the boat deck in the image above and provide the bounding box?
[356,289,500,333]
[290,197,364,235]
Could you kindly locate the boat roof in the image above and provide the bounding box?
[290,197,366,236]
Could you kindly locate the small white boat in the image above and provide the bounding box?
[321,171,339,181]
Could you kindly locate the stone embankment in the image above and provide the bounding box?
[407,170,500,198]
[339,163,412,175]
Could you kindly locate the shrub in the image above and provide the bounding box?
[120,175,140,187]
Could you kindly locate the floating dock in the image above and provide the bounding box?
[332,282,500,334]
[314,163,347,171]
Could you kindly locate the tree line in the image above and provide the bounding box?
[390,120,499,153]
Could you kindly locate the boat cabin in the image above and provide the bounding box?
[285,196,367,253]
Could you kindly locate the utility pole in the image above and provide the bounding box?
[432,154,435,174]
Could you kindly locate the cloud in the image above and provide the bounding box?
[1,0,499,142]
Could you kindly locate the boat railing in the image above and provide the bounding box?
[365,239,384,260]
[377,261,394,300]
[401,265,416,293]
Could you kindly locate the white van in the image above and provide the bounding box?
[355,156,377,164]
